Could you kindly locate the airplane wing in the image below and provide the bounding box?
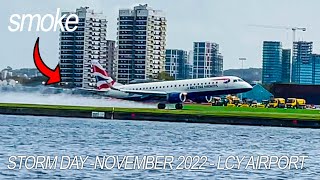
[76,88,109,92]
[76,87,168,99]
[77,87,167,96]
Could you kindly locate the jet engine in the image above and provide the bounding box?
[167,92,187,103]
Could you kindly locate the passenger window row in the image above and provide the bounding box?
[127,81,218,91]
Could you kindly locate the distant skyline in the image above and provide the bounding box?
[1,0,320,70]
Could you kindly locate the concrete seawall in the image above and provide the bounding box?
[0,106,319,128]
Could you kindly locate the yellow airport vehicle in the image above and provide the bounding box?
[238,98,251,108]
[250,100,265,108]
[238,103,250,108]
[226,95,240,107]
[286,98,306,109]
[268,98,286,108]
[250,101,258,108]
[227,103,237,107]
[253,100,269,108]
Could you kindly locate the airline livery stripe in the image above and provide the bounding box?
[93,66,108,76]
[98,83,110,90]
[93,72,110,80]
[96,76,109,82]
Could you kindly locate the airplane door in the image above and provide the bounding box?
[224,79,230,88]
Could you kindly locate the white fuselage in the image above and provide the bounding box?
[103,76,252,99]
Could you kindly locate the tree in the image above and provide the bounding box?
[10,76,48,86]
[157,71,174,81]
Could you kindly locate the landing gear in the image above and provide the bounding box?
[175,103,183,110]
[157,103,184,110]
[157,103,166,109]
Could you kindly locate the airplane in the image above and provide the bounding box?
[91,60,253,109]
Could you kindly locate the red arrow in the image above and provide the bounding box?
[33,37,61,85]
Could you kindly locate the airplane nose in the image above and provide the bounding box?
[246,82,253,89]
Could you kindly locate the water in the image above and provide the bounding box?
[0,115,319,179]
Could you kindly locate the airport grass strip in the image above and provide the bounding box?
[0,103,319,121]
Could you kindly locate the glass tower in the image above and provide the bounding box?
[262,41,282,84]
[281,49,291,83]
[165,49,188,80]
[312,54,320,85]
[292,41,313,84]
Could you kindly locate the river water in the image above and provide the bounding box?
[0,115,319,179]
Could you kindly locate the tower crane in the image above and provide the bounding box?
[248,24,307,83]
[248,24,306,42]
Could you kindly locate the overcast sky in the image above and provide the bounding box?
[1,0,319,70]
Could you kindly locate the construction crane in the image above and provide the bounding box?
[248,24,306,42]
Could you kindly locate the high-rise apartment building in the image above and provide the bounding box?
[281,49,291,83]
[216,53,224,76]
[262,41,282,84]
[192,42,223,79]
[116,4,167,84]
[292,41,313,84]
[106,40,116,78]
[165,49,188,80]
[59,7,111,88]
[185,51,194,79]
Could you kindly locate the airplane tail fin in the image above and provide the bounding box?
[91,60,115,90]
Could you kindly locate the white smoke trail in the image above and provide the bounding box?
[0,91,155,108]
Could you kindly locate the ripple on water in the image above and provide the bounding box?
[0,115,319,179]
